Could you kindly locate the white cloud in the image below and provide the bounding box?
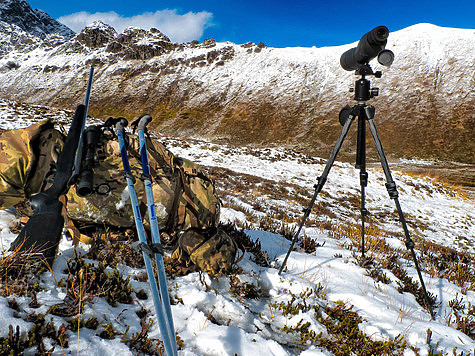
[58,9,213,43]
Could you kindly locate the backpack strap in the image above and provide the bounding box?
[166,167,184,233]
[144,136,175,171]
[140,138,205,232]
[176,166,201,227]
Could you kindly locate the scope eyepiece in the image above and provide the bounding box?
[368,26,389,44]
[340,26,394,71]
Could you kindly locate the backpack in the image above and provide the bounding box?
[0,119,64,212]
[0,119,247,276]
[0,120,221,234]
[170,227,244,276]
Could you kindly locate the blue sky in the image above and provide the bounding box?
[29,0,474,47]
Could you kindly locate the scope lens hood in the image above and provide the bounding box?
[377,49,394,67]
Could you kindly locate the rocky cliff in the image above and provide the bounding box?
[0,0,74,38]
[0,2,473,164]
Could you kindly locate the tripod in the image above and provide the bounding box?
[278,64,434,318]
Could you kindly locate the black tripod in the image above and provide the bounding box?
[278,64,434,318]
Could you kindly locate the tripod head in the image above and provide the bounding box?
[355,63,381,78]
[339,64,381,125]
[351,64,381,102]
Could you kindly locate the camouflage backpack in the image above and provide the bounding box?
[170,227,244,276]
[0,119,245,276]
[65,126,221,235]
[0,119,221,232]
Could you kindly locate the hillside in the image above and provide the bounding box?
[0,14,473,164]
[0,100,474,355]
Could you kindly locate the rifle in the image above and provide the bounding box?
[10,68,94,266]
[72,66,94,184]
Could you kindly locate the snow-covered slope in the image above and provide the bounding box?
[0,100,473,355]
[0,16,473,163]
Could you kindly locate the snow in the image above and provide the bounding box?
[0,22,473,127]
[0,101,474,355]
[167,137,474,254]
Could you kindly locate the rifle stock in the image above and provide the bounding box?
[10,105,86,266]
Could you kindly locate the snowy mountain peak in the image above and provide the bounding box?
[399,22,473,33]
[121,26,171,43]
[72,20,174,51]
[69,21,177,58]
[0,0,74,39]
[74,21,118,48]
[84,20,117,32]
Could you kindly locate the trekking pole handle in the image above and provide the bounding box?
[137,114,152,132]
[115,117,129,132]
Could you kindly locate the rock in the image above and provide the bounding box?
[75,21,117,48]
[0,0,74,39]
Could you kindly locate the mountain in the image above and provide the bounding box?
[0,2,473,165]
[0,0,74,38]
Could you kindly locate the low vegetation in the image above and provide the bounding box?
[0,137,472,354]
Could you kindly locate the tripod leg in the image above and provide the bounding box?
[360,170,368,259]
[356,116,368,259]
[279,114,355,275]
[366,115,435,318]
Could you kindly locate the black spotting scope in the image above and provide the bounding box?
[340,26,394,71]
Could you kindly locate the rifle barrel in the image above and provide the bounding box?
[72,66,94,180]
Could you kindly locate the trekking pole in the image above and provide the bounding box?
[135,114,177,352]
[115,119,177,356]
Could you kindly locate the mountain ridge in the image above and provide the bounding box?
[0,2,473,164]
[0,0,74,38]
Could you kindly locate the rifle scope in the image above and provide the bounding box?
[77,125,102,197]
[340,26,394,71]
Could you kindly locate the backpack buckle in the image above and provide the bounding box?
[138,242,164,257]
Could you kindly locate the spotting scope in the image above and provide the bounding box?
[340,26,394,71]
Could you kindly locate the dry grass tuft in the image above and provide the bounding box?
[0,242,47,297]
